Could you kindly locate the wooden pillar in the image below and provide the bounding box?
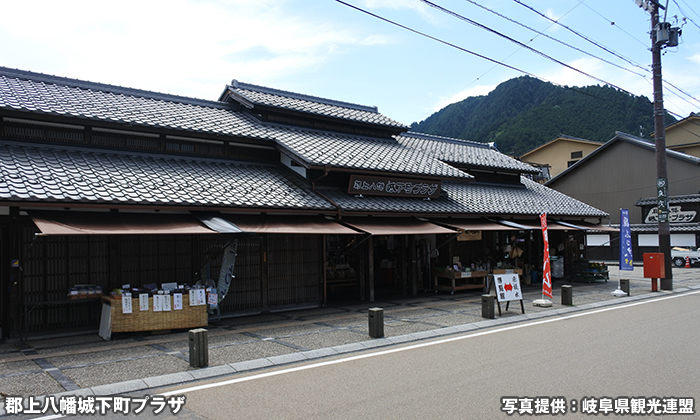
[401,236,408,296]
[411,237,418,296]
[261,235,268,308]
[1,218,10,339]
[322,235,327,307]
[368,236,375,302]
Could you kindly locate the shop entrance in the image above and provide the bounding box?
[324,234,435,303]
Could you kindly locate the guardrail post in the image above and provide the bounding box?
[368,307,384,338]
[481,294,495,319]
[561,285,573,306]
[189,328,209,368]
[620,279,630,296]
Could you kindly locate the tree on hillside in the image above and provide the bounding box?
[410,76,676,156]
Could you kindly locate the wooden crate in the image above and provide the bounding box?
[102,295,207,334]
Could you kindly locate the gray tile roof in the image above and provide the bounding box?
[0,68,268,138]
[636,194,700,206]
[269,127,473,179]
[226,80,408,129]
[0,141,333,210]
[630,223,700,233]
[0,68,469,180]
[321,177,608,218]
[396,132,539,174]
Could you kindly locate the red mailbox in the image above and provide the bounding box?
[643,253,665,292]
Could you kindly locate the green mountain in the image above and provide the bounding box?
[409,76,676,156]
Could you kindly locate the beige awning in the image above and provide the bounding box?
[340,217,457,235]
[490,218,578,231]
[226,215,361,234]
[556,220,619,232]
[31,211,222,235]
[435,218,519,231]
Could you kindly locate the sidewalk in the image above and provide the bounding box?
[1,266,698,410]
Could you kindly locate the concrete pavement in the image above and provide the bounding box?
[0,265,698,415]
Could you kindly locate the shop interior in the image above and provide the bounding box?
[324,225,607,302]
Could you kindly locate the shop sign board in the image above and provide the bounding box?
[644,206,697,224]
[347,174,441,199]
[457,230,482,241]
[494,274,522,302]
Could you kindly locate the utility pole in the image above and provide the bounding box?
[637,0,678,289]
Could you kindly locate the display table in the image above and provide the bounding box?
[432,268,488,294]
[99,295,207,340]
[567,262,609,283]
[21,297,102,340]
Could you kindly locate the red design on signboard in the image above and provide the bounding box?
[504,283,513,292]
[540,213,553,299]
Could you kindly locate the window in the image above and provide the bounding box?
[571,151,583,159]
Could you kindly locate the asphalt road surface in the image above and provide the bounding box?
[31,291,700,419]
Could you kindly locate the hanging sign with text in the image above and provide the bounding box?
[619,209,634,271]
[347,175,441,199]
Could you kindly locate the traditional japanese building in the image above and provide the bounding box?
[0,67,609,339]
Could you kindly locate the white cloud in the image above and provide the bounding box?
[0,0,393,98]
[433,84,497,112]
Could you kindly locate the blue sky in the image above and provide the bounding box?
[1,0,699,127]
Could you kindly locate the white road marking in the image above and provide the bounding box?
[162,290,700,396]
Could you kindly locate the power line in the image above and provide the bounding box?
[471,0,698,108]
[334,0,541,79]
[420,0,640,96]
[672,0,700,30]
[511,0,650,74]
[578,0,649,48]
[433,0,582,117]
[460,0,649,79]
[334,0,687,120]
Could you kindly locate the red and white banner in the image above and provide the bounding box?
[540,213,553,299]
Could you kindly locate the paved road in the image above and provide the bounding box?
[142,290,699,419]
[22,290,700,420]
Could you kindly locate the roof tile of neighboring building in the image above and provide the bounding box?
[225,80,408,129]
[321,177,608,217]
[630,223,700,233]
[636,194,700,206]
[546,131,700,185]
[0,141,333,210]
[397,132,538,174]
[519,134,603,159]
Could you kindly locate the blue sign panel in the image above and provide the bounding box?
[619,209,634,271]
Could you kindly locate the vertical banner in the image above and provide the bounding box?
[619,209,634,271]
[540,213,553,299]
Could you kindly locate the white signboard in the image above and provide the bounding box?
[494,274,522,302]
[139,293,149,311]
[153,295,163,312]
[121,293,132,314]
[173,293,183,310]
